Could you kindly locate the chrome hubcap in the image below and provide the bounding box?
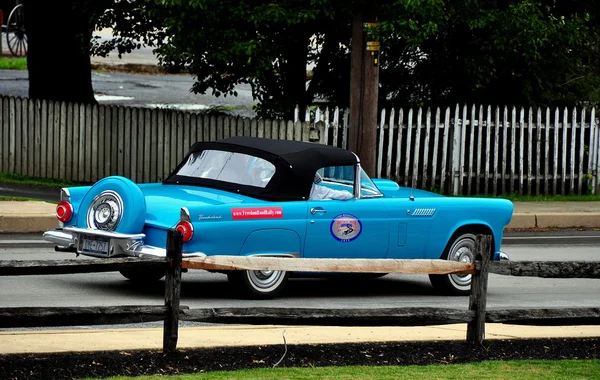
[87,191,123,231]
[449,237,475,288]
[248,270,283,290]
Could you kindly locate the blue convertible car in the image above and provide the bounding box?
[44,137,513,298]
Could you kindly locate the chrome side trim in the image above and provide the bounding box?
[354,161,361,199]
[250,253,300,258]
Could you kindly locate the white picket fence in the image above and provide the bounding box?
[302,104,600,196]
[1,95,599,196]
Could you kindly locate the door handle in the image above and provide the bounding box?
[310,207,327,215]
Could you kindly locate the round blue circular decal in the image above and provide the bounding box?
[330,213,362,242]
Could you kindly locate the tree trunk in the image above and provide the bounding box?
[349,8,379,176]
[22,1,97,104]
[280,31,311,120]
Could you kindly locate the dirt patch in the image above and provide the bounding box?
[1,338,598,379]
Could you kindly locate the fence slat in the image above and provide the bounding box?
[32,99,41,178]
[413,108,422,189]
[527,107,534,195]
[502,107,508,195]
[40,100,48,179]
[579,109,585,194]
[404,108,414,188]
[342,109,349,150]
[518,107,524,194]
[493,107,500,195]
[544,108,550,195]
[570,108,576,194]
[155,109,165,182]
[422,108,431,189]
[467,105,475,195]
[66,102,74,181]
[0,97,5,173]
[332,107,340,148]
[97,105,105,179]
[79,104,88,182]
[562,107,568,194]
[13,97,21,175]
[440,108,449,193]
[536,108,542,195]
[431,108,440,191]
[451,104,461,195]
[460,105,468,194]
[527,107,533,195]
[26,98,34,177]
[483,106,490,195]
[509,107,516,193]
[395,108,404,184]
[591,108,598,194]
[377,109,385,177]
[116,107,125,177]
[278,119,287,140]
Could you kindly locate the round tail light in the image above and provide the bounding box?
[56,201,73,223]
[175,221,194,242]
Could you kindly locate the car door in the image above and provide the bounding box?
[303,197,389,258]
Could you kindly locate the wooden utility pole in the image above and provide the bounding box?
[349,4,380,176]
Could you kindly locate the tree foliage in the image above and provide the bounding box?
[23,0,600,115]
[375,0,600,109]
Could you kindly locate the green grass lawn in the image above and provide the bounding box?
[0,56,27,70]
[88,359,600,380]
[0,172,90,188]
[0,195,50,202]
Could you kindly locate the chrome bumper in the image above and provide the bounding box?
[498,251,510,261]
[43,227,206,258]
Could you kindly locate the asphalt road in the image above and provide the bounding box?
[1,242,598,313]
[0,69,256,117]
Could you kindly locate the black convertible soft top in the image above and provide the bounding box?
[164,137,359,201]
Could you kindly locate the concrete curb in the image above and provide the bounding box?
[506,213,600,229]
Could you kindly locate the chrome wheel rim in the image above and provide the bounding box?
[247,270,285,292]
[86,191,123,231]
[448,235,476,289]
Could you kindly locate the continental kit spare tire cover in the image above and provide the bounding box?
[77,176,146,234]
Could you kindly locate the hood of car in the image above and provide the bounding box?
[386,186,444,198]
[138,183,248,227]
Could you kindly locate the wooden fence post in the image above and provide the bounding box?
[163,228,183,353]
[466,234,492,345]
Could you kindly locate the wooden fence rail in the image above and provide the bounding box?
[0,232,599,351]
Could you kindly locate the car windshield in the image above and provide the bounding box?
[360,167,382,197]
[176,150,276,188]
[318,165,382,198]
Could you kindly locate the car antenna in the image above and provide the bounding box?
[409,163,416,201]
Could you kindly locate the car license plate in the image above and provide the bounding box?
[81,235,109,255]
